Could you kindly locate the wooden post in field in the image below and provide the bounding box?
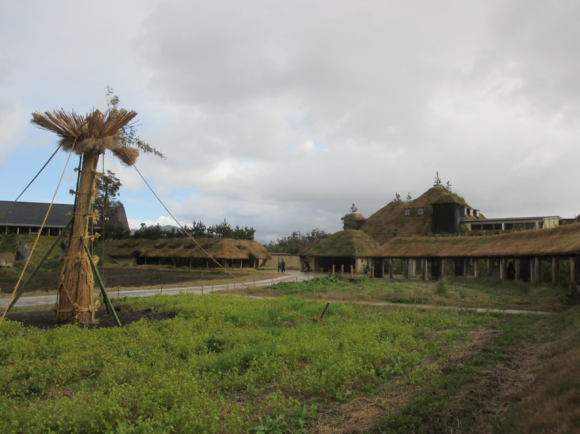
[201,284,204,295]
[117,286,120,298]
[332,264,335,277]
[160,284,163,294]
[341,264,344,275]
[351,264,354,279]
[552,257,560,286]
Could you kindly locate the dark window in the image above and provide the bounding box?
[482,224,494,230]
[525,222,536,229]
[417,207,424,216]
[471,224,482,230]
[404,208,411,216]
[494,224,502,230]
[504,223,514,230]
[514,223,524,229]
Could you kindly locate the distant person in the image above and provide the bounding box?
[281,259,286,272]
[507,262,516,280]
[304,259,310,272]
[365,261,371,276]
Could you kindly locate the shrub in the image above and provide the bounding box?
[435,278,449,296]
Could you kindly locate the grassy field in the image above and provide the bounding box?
[237,274,571,313]
[1,289,577,433]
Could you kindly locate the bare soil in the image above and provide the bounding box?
[5,307,174,329]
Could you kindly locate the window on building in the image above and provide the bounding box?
[471,224,482,230]
[404,208,411,216]
[494,223,502,230]
[417,207,424,216]
[482,224,493,230]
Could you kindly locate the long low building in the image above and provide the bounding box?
[104,238,272,268]
[0,201,129,235]
[370,223,580,296]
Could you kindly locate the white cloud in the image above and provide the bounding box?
[2,0,580,242]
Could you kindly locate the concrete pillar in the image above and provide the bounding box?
[552,257,560,286]
[408,259,416,278]
[389,259,393,279]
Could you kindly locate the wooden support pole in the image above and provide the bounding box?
[332,264,335,277]
[84,244,121,327]
[552,257,560,286]
[422,258,427,280]
[341,264,344,275]
[389,259,393,279]
[534,257,541,284]
[351,264,354,279]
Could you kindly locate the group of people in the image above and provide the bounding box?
[277,258,286,272]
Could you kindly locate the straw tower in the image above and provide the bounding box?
[31,108,139,323]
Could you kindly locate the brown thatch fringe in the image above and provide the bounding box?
[110,144,139,166]
[31,108,137,141]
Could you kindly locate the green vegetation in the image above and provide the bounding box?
[266,229,328,254]
[266,275,570,312]
[0,294,489,433]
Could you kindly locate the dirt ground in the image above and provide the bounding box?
[5,308,174,329]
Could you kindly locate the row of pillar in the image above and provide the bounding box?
[388,256,578,288]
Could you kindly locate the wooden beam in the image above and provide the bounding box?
[552,257,560,286]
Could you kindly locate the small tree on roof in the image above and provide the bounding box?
[405,192,412,203]
[349,203,358,213]
[434,172,442,187]
[394,192,402,202]
[445,181,452,192]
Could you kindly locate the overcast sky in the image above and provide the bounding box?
[1,0,580,243]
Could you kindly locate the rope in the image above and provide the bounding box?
[1,139,77,324]
[0,144,62,223]
[132,163,325,325]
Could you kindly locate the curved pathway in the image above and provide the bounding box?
[1,271,553,315]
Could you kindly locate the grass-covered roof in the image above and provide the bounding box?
[299,230,379,257]
[104,238,271,260]
[359,186,479,244]
[371,223,580,258]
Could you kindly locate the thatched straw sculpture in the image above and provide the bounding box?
[31,108,139,324]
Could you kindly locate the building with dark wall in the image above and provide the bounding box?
[0,201,129,236]
[432,203,465,234]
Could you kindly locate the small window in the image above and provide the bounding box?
[482,224,493,230]
[494,224,502,230]
[471,224,482,230]
[404,208,411,216]
[417,207,424,216]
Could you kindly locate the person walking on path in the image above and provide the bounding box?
[281,259,286,273]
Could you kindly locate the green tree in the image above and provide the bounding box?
[394,192,402,202]
[266,229,328,254]
[106,87,165,159]
[434,172,442,187]
[349,204,358,213]
[405,192,412,203]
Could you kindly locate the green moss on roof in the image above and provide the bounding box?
[372,223,580,258]
[359,186,480,244]
[299,230,379,257]
[103,238,271,260]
